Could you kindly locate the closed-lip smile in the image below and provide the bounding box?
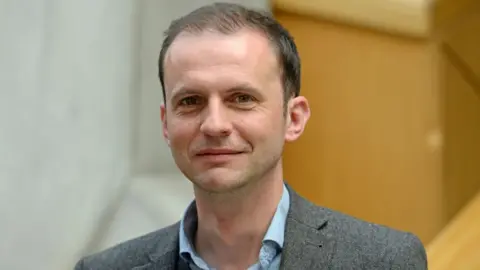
[195,148,243,156]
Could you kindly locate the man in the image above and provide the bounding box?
[75,3,427,269]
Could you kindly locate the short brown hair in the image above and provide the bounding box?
[158,2,301,104]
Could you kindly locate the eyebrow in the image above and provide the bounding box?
[225,83,263,97]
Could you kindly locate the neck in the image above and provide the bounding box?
[193,164,284,269]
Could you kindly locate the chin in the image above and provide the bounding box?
[191,167,249,193]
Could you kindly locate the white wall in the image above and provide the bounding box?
[0,0,269,269]
[96,174,194,252]
[0,1,137,269]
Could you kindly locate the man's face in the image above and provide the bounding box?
[161,29,307,193]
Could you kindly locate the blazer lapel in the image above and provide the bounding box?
[132,251,177,270]
[280,185,336,270]
[132,223,181,270]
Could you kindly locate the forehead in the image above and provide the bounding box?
[163,29,280,92]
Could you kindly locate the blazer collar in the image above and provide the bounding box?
[132,223,180,270]
[280,184,335,269]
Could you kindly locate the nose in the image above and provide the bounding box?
[199,98,232,137]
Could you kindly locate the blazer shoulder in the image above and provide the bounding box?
[75,222,180,270]
[322,208,427,269]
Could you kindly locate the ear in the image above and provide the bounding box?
[160,104,170,146]
[285,96,310,142]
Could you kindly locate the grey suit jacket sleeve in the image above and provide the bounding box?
[74,259,84,270]
[389,232,427,269]
[72,223,181,270]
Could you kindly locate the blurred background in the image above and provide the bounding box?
[0,0,479,269]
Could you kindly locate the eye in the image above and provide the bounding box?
[179,96,202,106]
[233,94,255,104]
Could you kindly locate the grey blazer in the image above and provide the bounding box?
[75,187,427,269]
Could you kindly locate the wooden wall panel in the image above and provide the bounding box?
[442,1,480,85]
[273,0,431,37]
[442,47,480,222]
[277,11,445,243]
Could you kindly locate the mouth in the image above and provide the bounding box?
[195,149,244,156]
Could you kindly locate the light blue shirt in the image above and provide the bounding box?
[179,184,290,270]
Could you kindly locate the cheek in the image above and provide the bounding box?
[236,113,285,144]
[168,120,196,148]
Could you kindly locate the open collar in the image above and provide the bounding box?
[139,184,334,270]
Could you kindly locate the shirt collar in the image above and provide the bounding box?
[262,183,290,247]
[179,183,290,257]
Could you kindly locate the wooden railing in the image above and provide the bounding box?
[427,191,480,269]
